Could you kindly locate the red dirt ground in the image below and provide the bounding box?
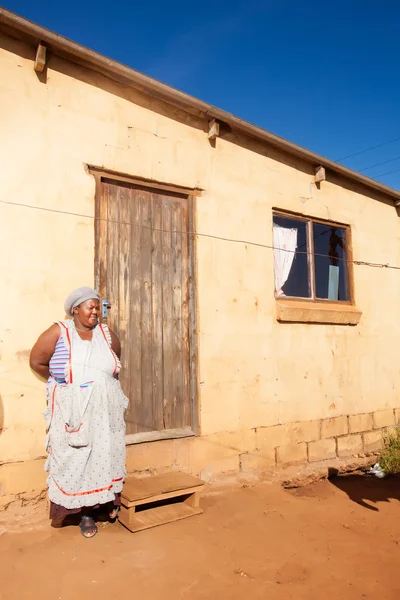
[0,475,399,600]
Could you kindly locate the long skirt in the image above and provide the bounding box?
[44,374,127,517]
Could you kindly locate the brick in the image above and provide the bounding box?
[363,431,384,453]
[174,434,242,476]
[373,409,395,429]
[337,435,363,457]
[277,443,307,466]
[126,439,174,473]
[348,413,373,434]
[205,429,257,454]
[0,459,46,496]
[240,450,276,473]
[382,426,397,438]
[321,416,348,439]
[308,439,337,462]
[0,494,15,511]
[257,420,320,452]
[257,424,286,452]
[200,455,240,482]
[286,420,320,443]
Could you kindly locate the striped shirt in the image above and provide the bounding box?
[49,336,69,383]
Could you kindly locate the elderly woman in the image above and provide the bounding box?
[30,287,128,538]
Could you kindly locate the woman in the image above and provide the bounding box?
[30,287,128,538]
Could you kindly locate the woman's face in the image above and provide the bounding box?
[73,298,101,328]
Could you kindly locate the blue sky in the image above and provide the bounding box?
[3,0,400,189]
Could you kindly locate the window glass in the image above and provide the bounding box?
[273,215,310,298]
[313,224,349,301]
[273,213,351,303]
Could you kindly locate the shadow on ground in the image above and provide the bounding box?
[329,473,400,511]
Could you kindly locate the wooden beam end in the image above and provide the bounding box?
[208,119,220,141]
[34,43,47,73]
[314,165,326,183]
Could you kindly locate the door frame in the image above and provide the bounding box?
[89,166,200,444]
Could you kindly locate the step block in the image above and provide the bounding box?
[119,502,203,533]
[119,471,205,533]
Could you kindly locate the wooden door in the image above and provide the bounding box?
[96,177,197,439]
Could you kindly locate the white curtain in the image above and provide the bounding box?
[273,224,298,296]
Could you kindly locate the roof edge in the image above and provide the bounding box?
[1,7,400,202]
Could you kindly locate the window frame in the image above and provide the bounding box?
[273,209,355,306]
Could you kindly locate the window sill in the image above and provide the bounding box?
[276,299,362,325]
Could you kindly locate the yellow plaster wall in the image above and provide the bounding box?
[1,33,399,481]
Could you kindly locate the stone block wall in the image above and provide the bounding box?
[1,408,398,515]
[239,409,398,476]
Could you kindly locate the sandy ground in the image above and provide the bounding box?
[0,474,399,600]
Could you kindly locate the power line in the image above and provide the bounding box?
[359,154,400,172]
[1,198,399,270]
[336,136,400,161]
[373,166,400,179]
[297,226,331,249]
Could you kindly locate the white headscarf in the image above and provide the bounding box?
[64,286,100,316]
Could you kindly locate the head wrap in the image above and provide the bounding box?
[64,286,100,316]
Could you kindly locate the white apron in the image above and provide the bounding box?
[44,321,128,509]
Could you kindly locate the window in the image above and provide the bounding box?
[273,212,351,303]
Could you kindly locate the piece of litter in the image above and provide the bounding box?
[236,569,247,577]
[235,568,251,578]
[369,463,387,479]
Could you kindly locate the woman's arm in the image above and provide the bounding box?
[109,328,121,359]
[29,324,60,381]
